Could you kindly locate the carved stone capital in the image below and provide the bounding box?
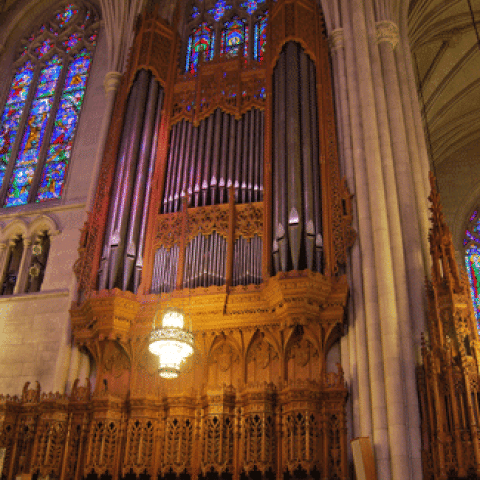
[329,29,345,52]
[103,71,122,94]
[375,21,399,49]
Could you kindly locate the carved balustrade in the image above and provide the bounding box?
[0,378,346,480]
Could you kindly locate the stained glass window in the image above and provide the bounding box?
[240,0,265,15]
[186,0,267,71]
[208,0,232,21]
[186,23,215,74]
[221,18,248,57]
[465,210,480,331]
[0,3,98,207]
[0,62,34,189]
[254,12,267,62]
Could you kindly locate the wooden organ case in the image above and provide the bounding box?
[418,175,480,480]
[0,0,355,479]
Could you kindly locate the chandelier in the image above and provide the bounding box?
[148,305,195,378]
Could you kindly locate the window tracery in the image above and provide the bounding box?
[0,3,98,207]
[184,0,267,73]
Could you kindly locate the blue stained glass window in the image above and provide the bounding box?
[254,12,267,62]
[0,3,97,207]
[240,0,265,15]
[0,63,35,189]
[57,4,78,28]
[186,0,267,69]
[186,23,215,74]
[466,246,480,331]
[37,50,92,202]
[191,6,200,19]
[5,57,62,207]
[221,18,248,57]
[64,32,82,51]
[465,211,480,332]
[208,0,232,21]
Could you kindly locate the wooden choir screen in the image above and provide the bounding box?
[418,174,480,479]
[0,380,347,480]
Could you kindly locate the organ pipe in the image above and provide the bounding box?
[309,61,323,270]
[107,70,150,288]
[160,109,264,213]
[300,51,315,271]
[285,42,302,271]
[134,89,164,291]
[98,69,164,292]
[123,77,160,290]
[98,75,138,290]
[272,42,322,273]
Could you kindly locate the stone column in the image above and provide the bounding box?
[348,0,411,477]
[0,242,8,283]
[329,28,373,441]
[14,237,32,294]
[376,20,423,478]
[338,3,391,477]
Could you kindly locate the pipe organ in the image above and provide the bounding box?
[98,69,164,293]
[0,0,357,479]
[272,42,322,273]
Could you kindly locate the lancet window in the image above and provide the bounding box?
[0,3,98,207]
[184,0,267,73]
[464,209,480,330]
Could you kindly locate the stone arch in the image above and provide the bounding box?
[1,217,28,242]
[27,214,60,238]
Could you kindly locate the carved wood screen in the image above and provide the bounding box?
[419,174,480,479]
[0,379,347,480]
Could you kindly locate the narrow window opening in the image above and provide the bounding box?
[1,236,24,295]
[26,231,50,293]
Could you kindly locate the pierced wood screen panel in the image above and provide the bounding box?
[152,202,263,291]
[0,381,347,480]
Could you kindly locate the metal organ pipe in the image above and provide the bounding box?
[98,74,139,290]
[99,69,165,292]
[108,69,150,288]
[241,112,249,203]
[180,122,192,200]
[152,108,266,291]
[272,42,322,273]
[202,115,214,205]
[174,120,188,212]
[277,53,289,272]
[300,51,315,271]
[219,112,229,204]
[309,61,323,271]
[194,119,206,207]
[135,89,164,292]
[161,109,264,211]
[285,42,302,271]
[211,109,222,204]
[123,76,160,291]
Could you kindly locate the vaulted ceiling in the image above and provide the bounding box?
[408,0,480,249]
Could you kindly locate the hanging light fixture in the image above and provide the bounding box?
[148,304,195,378]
